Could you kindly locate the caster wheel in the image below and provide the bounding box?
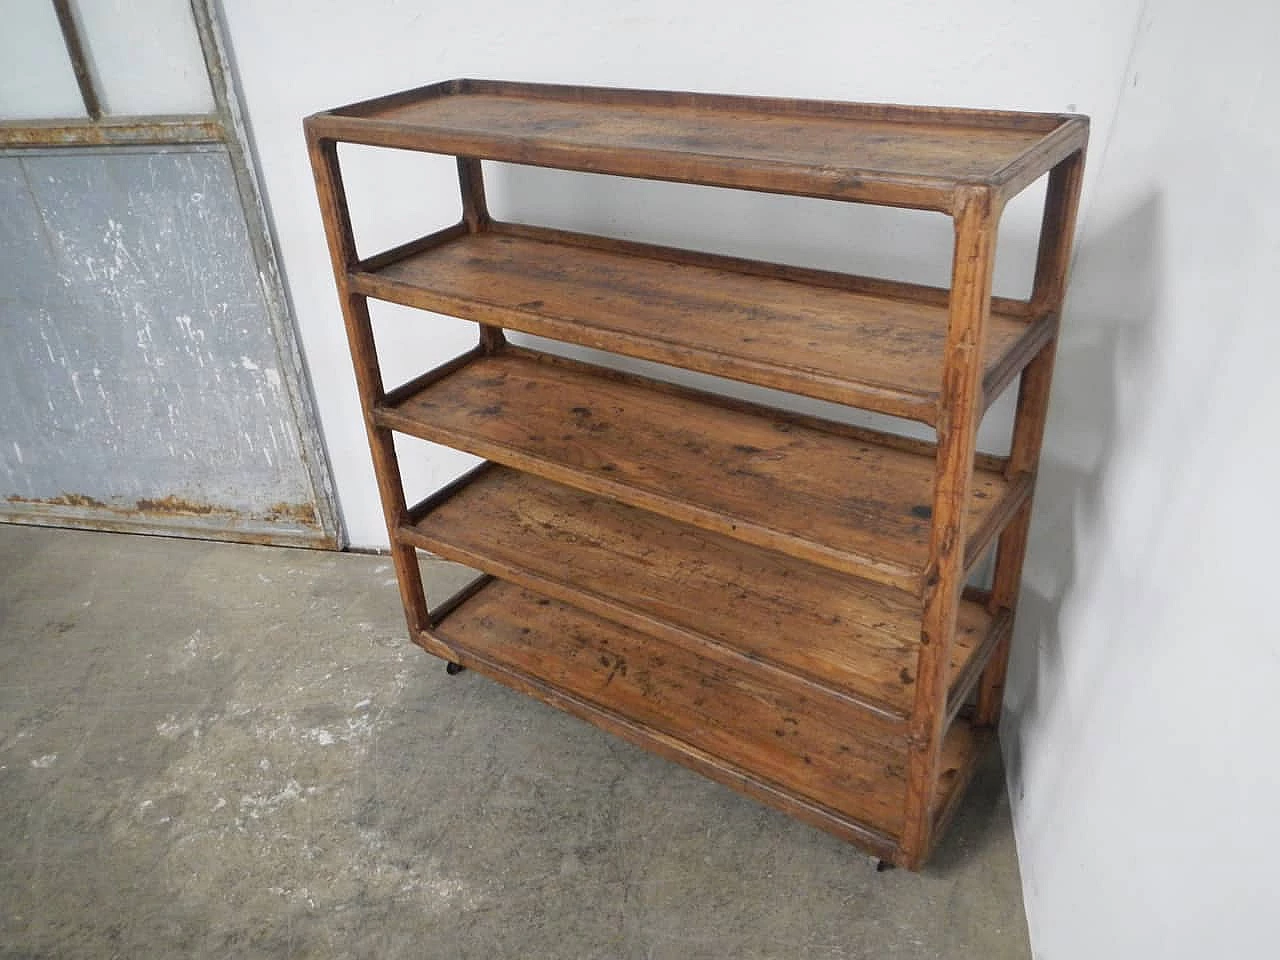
[445,661,465,676]
[875,859,895,873]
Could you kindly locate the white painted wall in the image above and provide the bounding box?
[1003,0,1280,955]
[219,1,1280,955]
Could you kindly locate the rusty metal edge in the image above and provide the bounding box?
[190,0,346,549]
[0,502,337,550]
[0,116,224,148]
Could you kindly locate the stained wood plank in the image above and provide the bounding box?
[928,715,993,861]
[375,348,1017,592]
[430,577,910,837]
[402,465,994,718]
[377,95,1040,180]
[353,226,1045,423]
[307,80,1087,211]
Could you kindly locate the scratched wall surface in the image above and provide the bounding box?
[0,145,322,540]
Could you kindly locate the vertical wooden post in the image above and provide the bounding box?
[975,149,1087,726]
[1030,149,1089,316]
[900,185,998,867]
[457,156,506,354]
[306,133,430,635]
[457,156,490,231]
[973,349,1053,724]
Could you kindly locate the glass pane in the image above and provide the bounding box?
[0,0,89,120]
[74,0,215,116]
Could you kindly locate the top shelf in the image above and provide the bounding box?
[305,79,1089,212]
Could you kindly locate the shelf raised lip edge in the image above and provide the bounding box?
[409,572,995,867]
[313,78,1082,133]
[303,82,1088,214]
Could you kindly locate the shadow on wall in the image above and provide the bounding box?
[1000,189,1164,829]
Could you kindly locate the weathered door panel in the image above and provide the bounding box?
[1,146,332,546]
[0,0,338,547]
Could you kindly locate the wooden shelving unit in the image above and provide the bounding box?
[306,79,1087,869]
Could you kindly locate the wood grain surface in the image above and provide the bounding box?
[402,464,996,717]
[376,347,1018,592]
[307,79,1087,210]
[354,225,1046,422]
[430,577,911,836]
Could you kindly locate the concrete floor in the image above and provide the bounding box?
[0,523,1031,959]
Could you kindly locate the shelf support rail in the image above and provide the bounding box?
[900,185,998,867]
[456,157,507,354]
[307,134,432,635]
[901,149,1087,866]
[976,148,1087,723]
[306,140,516,641]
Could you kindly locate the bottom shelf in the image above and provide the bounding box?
[419,574,990,865]
[934,705,992,847]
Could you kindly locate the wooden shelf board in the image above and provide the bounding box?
[375,346,1021,593]
[351,223,1051,423]
[945,605,1012,727]
[401,464,996,720]
[930,714,994,852]
[307,79,1087,211]
[424,575,911,842]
